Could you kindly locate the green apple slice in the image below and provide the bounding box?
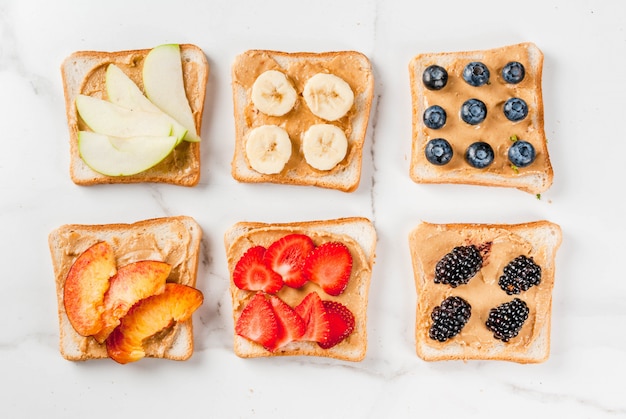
[142,44,200,142]
[76,94,179,140]
[105,64,188,144]
[78,131,178,176]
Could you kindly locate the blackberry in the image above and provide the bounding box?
[486,298,529,342]
[498,255,542,295]
[429,296,472,342]
[435,245,483,287]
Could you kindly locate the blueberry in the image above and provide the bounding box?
[502,61,525,84]
[508,140,536,167]
[465,142,494,168]
[423,65,448,90]
[425,138,453,165]
[461,98,487,125]
[423,105,447,129]
[503,98,528,121]
[462,62,490,86]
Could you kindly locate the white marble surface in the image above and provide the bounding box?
[1,0,625,417]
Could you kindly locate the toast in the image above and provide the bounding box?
[409,221,561,363]
[61,44,209,186]
[224,217,377,361]
[231,50,374,192]
[48,216,203,362]
[409,42,553,194]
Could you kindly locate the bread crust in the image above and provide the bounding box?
[409,220,561,363]
[61,44,209,186]
[48,216,203,361]
[224,217,376,361]
[231,50,374,192]
[409,42,553,194]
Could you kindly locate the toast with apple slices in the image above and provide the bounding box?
[49,216,203,362]
[61,44,208,186]
[224,217,376,361]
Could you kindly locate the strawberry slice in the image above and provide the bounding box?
[233,246,283,294]
[267,295,305,351]
[294,292,330,344]
[264,234,315,288]
[318,300,355,349]
[303,241,352,296]
[235,292,278,350]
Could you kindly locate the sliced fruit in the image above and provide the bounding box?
[294,292,330,344]
[78,131,178,176]
[106,283,203,364]
[251,70,297,117]
[303,241,353,296]
[264,234,315,288]
[93,260,170,343]
[302,124,348,171]
[142,44,200,142]
[235,292,278,350]
[245,125,292,175]
[233,246,283,294]
[267,295,305,351]
[318,300,355,349]
[302,73,354,121]
[63,242,117,337]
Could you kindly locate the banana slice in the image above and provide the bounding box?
[251,70,297,116]
[303,73,354,121]
[302,124,348,171]
[245,125,292,174]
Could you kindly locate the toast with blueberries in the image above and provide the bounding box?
[409,42,553,194]
[409,220,561,363]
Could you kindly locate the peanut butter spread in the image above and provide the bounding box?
[411,223,555,357]
[233,50,373,177]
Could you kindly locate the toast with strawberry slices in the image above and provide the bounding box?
[224,217,376,361]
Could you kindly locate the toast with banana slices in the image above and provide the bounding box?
[409,42,553,194]
[231,50,374,192]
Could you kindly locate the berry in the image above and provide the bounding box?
[465,141,494,168]
[264,234,315,288]
[461,98,487,125]
[502,61,525,84]
[303,242,352,296]
[435,245,483,287]
[486,298,529,342]
[463,61,490,86]
[508,140,536,167]
[423,105,447,129]
[294,292,330,344]
[498,255,542,295]
[235,293,278,350]
[268,295,305,351]
[422,65,448,90]
[318,300,355,349]
[503,97,528,121]
[428,296,472,342]
[425,138,453,166]
[233,246,283,294]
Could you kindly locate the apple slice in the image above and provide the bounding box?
[105,64,188,143]
[78,131,178,176]
[64,242,117,337]
[93,260,170,343]
[106,283,203,364]
[142,44,200,142]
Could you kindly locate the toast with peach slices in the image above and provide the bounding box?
[224,217,376,361]
[48,216,203,363]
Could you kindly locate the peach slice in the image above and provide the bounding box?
[106,283,203,364]
[93,260,170,343]
[64,242,117,336]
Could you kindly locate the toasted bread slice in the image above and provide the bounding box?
[409,42,553,194]
[409,221,561,363]
[48,216,202,361]
[231,50,374,192]
[61,44,209,186]
[224,217,376,361]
